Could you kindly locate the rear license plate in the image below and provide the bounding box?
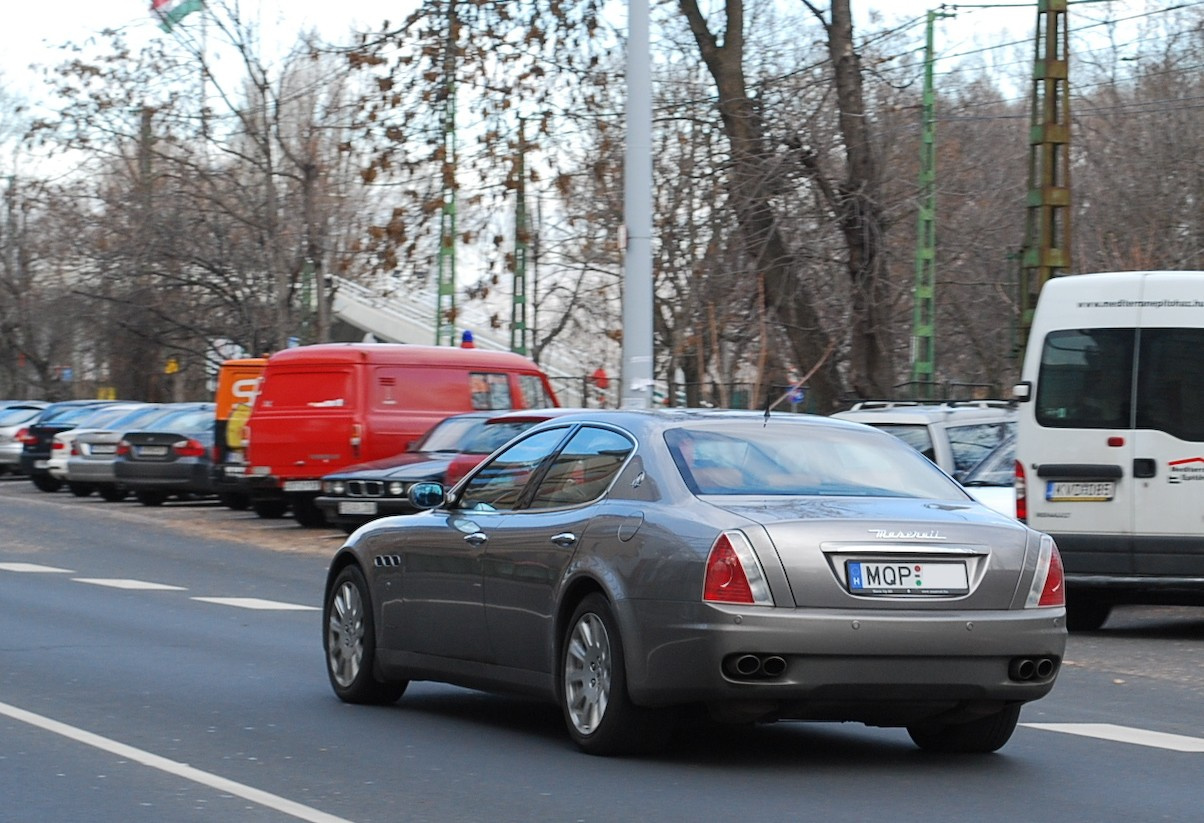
[224,465,247,477]
[90,444,117,455]
[138,446,169,457]
[1046,481,1114,502]
[34,460,49,469]
[284,480,322,492]
[847,560,969,595]
[338,501,377,515]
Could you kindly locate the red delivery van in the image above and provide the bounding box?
[244,343,559,526]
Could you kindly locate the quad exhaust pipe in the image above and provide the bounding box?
[725,653,788,680]
[1009,656,1058,682]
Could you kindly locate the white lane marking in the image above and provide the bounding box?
[1023,723,1204,752]
[0,700,353,823]
[192,597,319,611]
[0,562,75,573]
[73,578,188,591]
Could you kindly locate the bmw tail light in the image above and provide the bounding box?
[702,531,773,606]
[52,440,68,452]
[116,440,131,456]
[173,438,207,458]
[16,428,34,445]
[1014,460,1027,523]
[1026,535,1065,608]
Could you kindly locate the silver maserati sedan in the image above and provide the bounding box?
[323,410,1066,755]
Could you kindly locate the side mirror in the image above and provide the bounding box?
[408,482,446,510]
[1012,382,1032,403]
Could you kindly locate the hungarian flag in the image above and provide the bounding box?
[151,0,204,32]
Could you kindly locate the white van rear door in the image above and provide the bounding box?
[1129,274,1204,570]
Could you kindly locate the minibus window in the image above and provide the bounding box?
[1035,329,1134,428]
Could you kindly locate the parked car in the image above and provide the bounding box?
[832,400,1016,480]
[323,409,1066,755]
[316,408,584,533]
[959,434,1017,518]
[46,403,151,493]
[65,403,209,501]
[0,404,48,475]
[112,404,218,505]
[18,400,122,492]
[314,411,496,533]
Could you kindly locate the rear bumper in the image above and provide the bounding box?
[618,600,1067,721]
[113,462,214,493]
[65,460,118,484]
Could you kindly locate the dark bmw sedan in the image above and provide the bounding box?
[322,410,1067,756]
[314,411,496,533]
[112,404,218,505]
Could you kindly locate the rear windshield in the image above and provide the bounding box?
[665,424,965,499]
[0,407,42,426]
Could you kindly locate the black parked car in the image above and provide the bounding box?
[314,411,496,533]
[112,404,218,505]
[18,400,122,492]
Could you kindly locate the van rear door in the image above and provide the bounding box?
[1129,275,1204,576]
[251,366,356,485]
[1024,275,1139,573]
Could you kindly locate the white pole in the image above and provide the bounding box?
[621,0,654,409]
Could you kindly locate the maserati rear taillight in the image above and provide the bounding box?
[1026,535,1065,608]
[702,531,773,606]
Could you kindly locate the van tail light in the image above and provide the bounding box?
[702,531,773,606]
[1026,535,1065,608]
[1014,460,1027,523]
[173,438,207,458]
[350,423,363,447]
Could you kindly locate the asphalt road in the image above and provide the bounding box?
[1,476,1202,823]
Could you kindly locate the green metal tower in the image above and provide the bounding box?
[1018,0,1072,353]
[911,8,954,399]
[435,0,458,346]
[510,119,530,356]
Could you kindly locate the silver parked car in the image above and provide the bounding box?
[323,410,1066,755]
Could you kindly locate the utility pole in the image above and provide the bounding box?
[911,8,955,400]
[621,0,654,409]
[435,0,459,346]
[510,120,530,356]
[1017,0,1072,354]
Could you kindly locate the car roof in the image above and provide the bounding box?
[832,400,1015,423]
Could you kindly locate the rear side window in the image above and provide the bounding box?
[526,426,633,509]
[1035,329,1134,428]
[1135,329,1204,442]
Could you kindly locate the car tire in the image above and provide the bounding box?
[97,484,129,502]
[1065,595,1112,632]
[253,500,289,519]
[292,495,328,528]
[135,490,167,506]
[219,492,251,510]
[560,593,673,756]
[67,482,96,497]
[32,474,62,493]
[324,564,406,705]
[907,703,1022,754]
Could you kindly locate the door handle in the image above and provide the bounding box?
[464,532,488,546]
[1133,458,1156,479]
[550,532,578,547]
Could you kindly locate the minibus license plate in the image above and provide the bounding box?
[1046,481,1114,502]
[339,501,377,515]
[846,561,968,595]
